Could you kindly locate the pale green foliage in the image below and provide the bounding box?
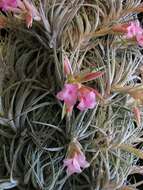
[0,0,143,190]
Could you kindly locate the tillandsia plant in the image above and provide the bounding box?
[1,0,143,190]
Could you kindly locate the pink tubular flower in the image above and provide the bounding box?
[136,34,143,46]
[125,21,143,39]
[64,153,89,175]
[56,84,78,107]
[57,57,103,113]
[63,140,89,175]
[112,21,142,36]
[77,87,96,111]
[56,84,97,112]
[56,56,103,113]
[0,0,17,11]
[124,20,143,46]
[112,20,143,46]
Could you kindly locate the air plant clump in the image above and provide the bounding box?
[1,0,143,190]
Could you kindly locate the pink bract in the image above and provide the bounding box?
[56,84,78,107]
[77,87,96,111]
[64,56,73,75]
[0,0,17,11]
[63,152,89,175]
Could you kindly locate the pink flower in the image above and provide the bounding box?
[56,84,78,107]
[64,153,89,175]
[112,20,143,46]
[56,57,103,113]
[77,87,96,111]
[57,84,97,112]
[125,21,143,38]
[0,0,17,11]
[136,34,143,46]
